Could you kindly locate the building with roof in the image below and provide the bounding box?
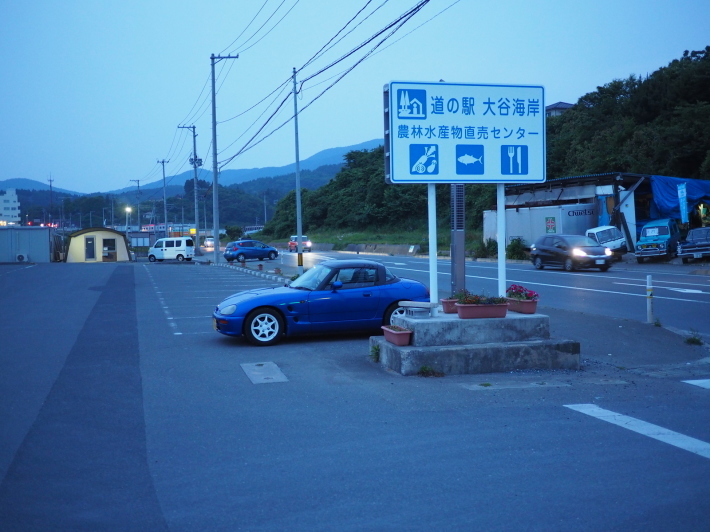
[0,188,21,225]
[545,102,574,117]
[65,227,131,263]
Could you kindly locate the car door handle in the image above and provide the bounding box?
[363,292,372,297]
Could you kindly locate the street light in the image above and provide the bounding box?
[125,207,132,241]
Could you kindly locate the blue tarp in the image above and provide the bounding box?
[650,175,710,219]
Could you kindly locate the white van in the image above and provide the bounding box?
[148,237,195,262]
[586,225,627,259]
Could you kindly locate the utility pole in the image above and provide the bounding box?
[130,179,141,232]
[48,174,54,226]
[292,67,304,274]
[158,160,169,237]
[179,124,202,255]
[211,52,238,263]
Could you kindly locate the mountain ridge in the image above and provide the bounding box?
[0,139,383,196]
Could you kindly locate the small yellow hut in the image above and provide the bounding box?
[65,228,131,263]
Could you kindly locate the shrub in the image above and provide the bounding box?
[506,238,528,260]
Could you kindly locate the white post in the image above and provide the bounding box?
[428,183,438,316]
[496,183,506,297]
[646,275,654,323]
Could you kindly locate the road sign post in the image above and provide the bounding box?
[385,81,545,297]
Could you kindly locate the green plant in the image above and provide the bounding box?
[418,366,445,377]
[382,324,410,332]
[685,330,703,345]
[506,238,528,260]
[370,344,381,363]
[654,318,662,327]
[479,382,492,387]
[455,289,507,305]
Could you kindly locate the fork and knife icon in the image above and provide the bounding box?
[507,146,522,174]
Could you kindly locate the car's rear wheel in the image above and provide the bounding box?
[176,254,184,262]
[148,255,156,262]
[564,258,575,271]
[236,253,246,262]
[244,308,284,346]
[268,251,277,260]
[533,257,544,270]
[383,303,406,326]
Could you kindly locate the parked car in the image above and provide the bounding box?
[586,225,627,259]
[635,218,680,263]
[213,259,430,345]
[204,237,214,249]
[530,234,613,271]
[223,239,278,262]
[288,235,312,252]
[677,227,710,264]
[148,237,194,262]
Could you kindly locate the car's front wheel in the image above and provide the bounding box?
[236,253,246,262]
[533,257,544,270]
[148,255,156,262]
[244,308,284,346]
[383,303,406,326]
[599,265,610,272]
[176,254,184,262]
[636,257,644,264]
[268,251,277,260]
[564,258,575,271]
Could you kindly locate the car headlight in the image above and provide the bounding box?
[219,304,237,315]
[604,248,612,256]
[572,248,587,257]
[659,243,666,250]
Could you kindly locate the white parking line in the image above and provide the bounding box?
[565,403,710,460]
[683,379,710,389]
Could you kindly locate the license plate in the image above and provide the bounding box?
[694,253,703,259]
[213,318,218,331]
[595,259,605,265]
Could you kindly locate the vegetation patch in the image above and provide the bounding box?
[369,344,380,363]
[418,366,445,378]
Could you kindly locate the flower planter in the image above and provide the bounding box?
[440,298,458,314]
[257,264,264,271]
[381,326,412,346]
[455,302,508,319]
[507,298,538,314]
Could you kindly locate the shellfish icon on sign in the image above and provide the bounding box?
[456,144,485,175]
[409,144,439,175]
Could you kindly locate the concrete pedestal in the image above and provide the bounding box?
[371,311,580,376]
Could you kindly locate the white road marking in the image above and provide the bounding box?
[683,379,710,389]
[241,362,289,384]
[388,265,709,304]
[565,403,710,460]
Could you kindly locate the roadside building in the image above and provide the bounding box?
[65,227,131,263]
[0,188,21,225]
[545,102,574,117]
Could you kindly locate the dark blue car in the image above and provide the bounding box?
[224,239,279,262]
[213,259,430,346]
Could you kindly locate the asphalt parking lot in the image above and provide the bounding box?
[1,261,709,530]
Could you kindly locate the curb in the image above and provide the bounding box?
[209,261,288,283]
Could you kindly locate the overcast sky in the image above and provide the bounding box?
[1,0,708,194]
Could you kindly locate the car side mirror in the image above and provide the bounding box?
[331,280,343,291]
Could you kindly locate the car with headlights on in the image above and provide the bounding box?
[288,235,312,252]
[212,259,430,346]
[224,239,278,262]
[530,234,613,271]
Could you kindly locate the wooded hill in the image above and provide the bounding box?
[262,47,710,239]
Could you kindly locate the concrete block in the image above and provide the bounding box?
[392,312,550,347]
[371,336,580,376]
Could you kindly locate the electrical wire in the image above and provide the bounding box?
[218,0,429,169]
[219,0,272,54]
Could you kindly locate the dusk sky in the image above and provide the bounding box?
[1,0,708,194]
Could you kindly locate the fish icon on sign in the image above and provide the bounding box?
[456,145,484,175]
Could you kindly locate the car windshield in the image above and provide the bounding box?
[566,235,599,247]
[642,226,669,237]
[595,228,621,244]
[289,264,332,291]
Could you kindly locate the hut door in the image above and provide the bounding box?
[85,236,96,261]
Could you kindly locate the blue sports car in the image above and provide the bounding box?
[213,259,430,346]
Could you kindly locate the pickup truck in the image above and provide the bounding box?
[677,227,710,264]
